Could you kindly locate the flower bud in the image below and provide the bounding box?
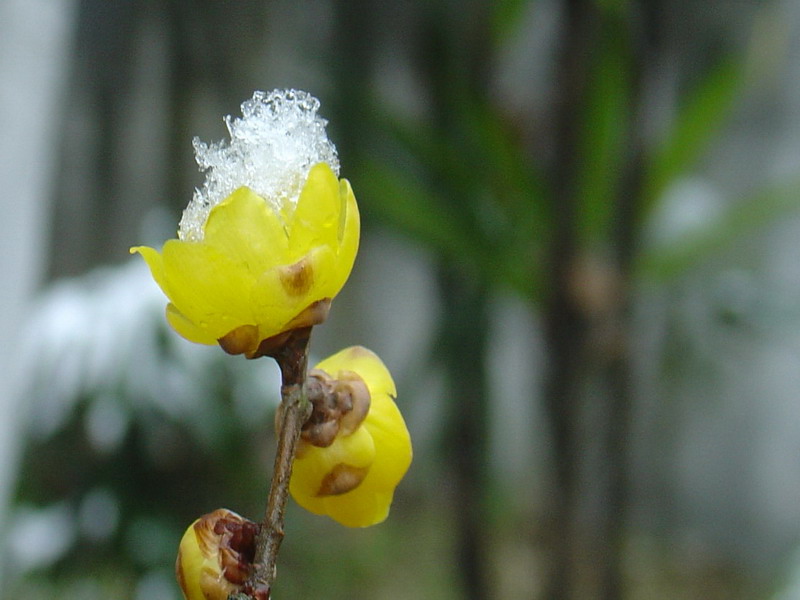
[290,346,412,527]
[175,508,259,600]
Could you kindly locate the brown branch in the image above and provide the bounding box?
[239,327,313,600]
[540,1,599,596]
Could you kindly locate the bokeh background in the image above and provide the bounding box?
[3,1,800,598]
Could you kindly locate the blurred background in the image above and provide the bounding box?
[2,0,800,598]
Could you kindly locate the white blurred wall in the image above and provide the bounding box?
[0,0,76,580]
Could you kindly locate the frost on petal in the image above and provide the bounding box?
[179,89,340,242]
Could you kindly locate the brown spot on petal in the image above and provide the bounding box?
[317,463,370,496]
[218,324,260,355]
[279,257,314,296]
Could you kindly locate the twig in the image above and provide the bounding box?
[241,327,313,599]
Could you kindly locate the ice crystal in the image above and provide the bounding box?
[178,89,339,242]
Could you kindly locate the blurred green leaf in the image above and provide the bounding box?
[638,178,800,281]
[459,98,550,239]
[575,25,631,244]
[594,0,629,13]
[491,0,530,42]
[643,58,744,213]
[357,159,477,262]
[369,104,549,298]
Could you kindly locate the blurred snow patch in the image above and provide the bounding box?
[7,503,76,571]
[20,259,279,444]
[646,177,725,248]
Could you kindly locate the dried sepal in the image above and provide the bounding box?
[335,371,370,436]
[299,369,371,447]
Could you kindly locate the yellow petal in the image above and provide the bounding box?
[176,520,206,600]
[288,163,340,256]
[316,394,411,527]
[203,186,290,273]
[290,426,376,512]
[250,272,307,336]
[250,245,338,331]
[165,303,217,345]
[131,245,170,297]
[332,178,360,293]
[160,239,255,339]
[319,483,395,527]
[302,244,338,301]
[362,393,413,489]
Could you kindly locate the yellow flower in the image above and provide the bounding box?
[290,346,412,527]
[175,508,258,600]
[131,162,359,357]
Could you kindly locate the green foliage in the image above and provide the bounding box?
[360,98,550,300]
[358,4,793,307]
[643,58,745,216]
[358,150,477,263]
[574,20,632,245]
[490,0,530,42]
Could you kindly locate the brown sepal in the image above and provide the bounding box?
[244,299,331,360]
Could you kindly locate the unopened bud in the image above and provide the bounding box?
[175,508,259,600]
[289,346,412,528]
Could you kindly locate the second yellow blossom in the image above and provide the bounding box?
[290,346,412,527]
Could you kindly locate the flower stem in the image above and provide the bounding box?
[243,327,313,599]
